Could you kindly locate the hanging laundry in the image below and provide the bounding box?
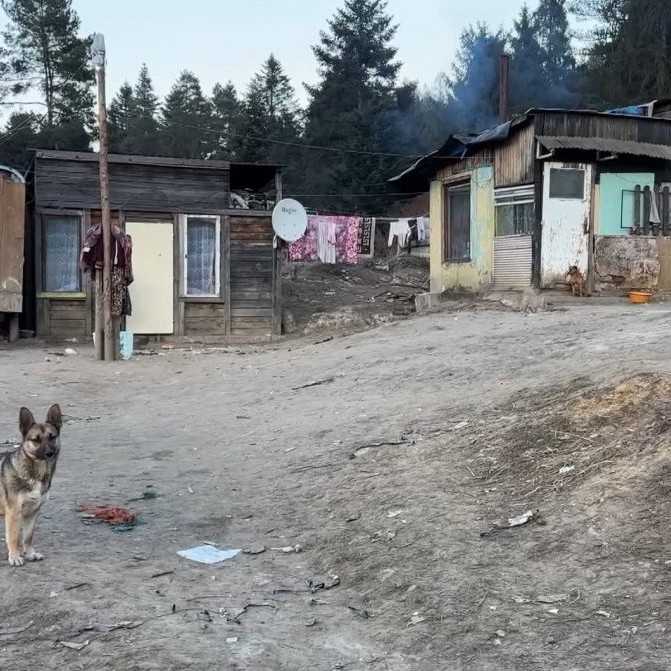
[81,222,133,317]
[317,219,337,264]
[358,218,375,257]
[416,216,430,243]
[388,219,411,248]
[650,189,662,225]
[289,216,361,264]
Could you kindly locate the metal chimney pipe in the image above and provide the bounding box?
[499,53,510,123]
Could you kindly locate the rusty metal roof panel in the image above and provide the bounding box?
[537,135,671,161]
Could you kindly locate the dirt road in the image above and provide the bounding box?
[3,301,671,670]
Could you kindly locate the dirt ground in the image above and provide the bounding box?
[3,299,671,670]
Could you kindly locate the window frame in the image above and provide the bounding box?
[549,167,586,200]
[443,181,472,263]
[39,210,84,296]
[494,185,535,237]
[183,214,221,298]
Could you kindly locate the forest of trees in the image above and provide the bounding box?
[0,0,670,211]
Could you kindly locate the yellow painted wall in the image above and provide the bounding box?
[429,166,495,293]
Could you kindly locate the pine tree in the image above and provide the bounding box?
[210,81,240,159]
[578,0,671,105]
[510,4,546,111]
[533,0,576,102]
[448,23,507,130]
[108,82,134,154]
[128,64,160,155]
[160,70,212,158]
[237,54,301,163]
[0,111,40,168]
[0,0,94,132]
[304,0,401,211]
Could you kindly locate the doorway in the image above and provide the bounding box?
[125,221,174,334]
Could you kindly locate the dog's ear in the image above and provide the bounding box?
[19,407,35,437]
[46,404,63,433]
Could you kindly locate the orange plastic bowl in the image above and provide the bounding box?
[629,290,652,304]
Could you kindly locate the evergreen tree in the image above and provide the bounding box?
[210,81,240,159]
[0,0,93,134]
[510,4,546,111]
[576,0,671,105]
[303,0,401,211]
[128,64,160,155]
[533,0,576,102]
[160,70,212,158]
[0,111,40,168]
[237,54,301,164]
[108,82,134,154]
[447,23,507,130]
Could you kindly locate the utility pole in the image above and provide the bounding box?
[92,34,114,361]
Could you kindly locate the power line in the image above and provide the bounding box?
[287,191,426,198]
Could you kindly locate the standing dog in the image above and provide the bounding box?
[566,265,586,297]
[0,405,62,566]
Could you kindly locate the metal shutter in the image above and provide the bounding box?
[492,235,533,290]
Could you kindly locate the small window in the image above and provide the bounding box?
[444,183,471,262]
[184,215,220,296]
[496,202,534,236]
[43,215,81,292]
[549,168,585,199]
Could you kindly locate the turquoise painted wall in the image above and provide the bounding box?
[598,172,655,235]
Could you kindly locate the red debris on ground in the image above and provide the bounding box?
[79,504,137,526]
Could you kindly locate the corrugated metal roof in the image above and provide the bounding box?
[537,135,671,161]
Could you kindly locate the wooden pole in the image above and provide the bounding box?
[94,272,103,359]
[95,44,114,362]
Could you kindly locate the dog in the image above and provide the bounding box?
[0,405,62,566]
[566,265,586,297]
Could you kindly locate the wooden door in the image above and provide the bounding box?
[125,221,174,334]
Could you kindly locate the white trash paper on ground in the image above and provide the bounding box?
[177,545,241,564]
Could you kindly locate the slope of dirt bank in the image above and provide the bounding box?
[281,257,429,336]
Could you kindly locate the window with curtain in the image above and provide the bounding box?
[44,215,81,292]
[185,216,220,296]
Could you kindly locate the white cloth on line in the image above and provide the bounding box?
[416,216,429,242]
[388,219,411,248]
[317,219,337,263]
[650,189,662,225]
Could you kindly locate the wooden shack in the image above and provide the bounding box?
[26,150,282,342]
[0,167,26,342]
[391,108,671,295]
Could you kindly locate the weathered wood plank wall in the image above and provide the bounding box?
[36,159,230,211]
[229,215,274,337]
[0,177,25,313]
[495,123,535,187]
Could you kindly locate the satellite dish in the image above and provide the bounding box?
[272,198,308,242]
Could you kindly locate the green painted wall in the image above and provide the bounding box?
[598,172,654,235]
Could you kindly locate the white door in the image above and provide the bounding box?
[541,162,593,288]
[125,221,174,334]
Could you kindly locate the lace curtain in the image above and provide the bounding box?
[45,216,80,292]
[186,217,217,295]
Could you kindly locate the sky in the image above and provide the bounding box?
[66,0,548,105]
